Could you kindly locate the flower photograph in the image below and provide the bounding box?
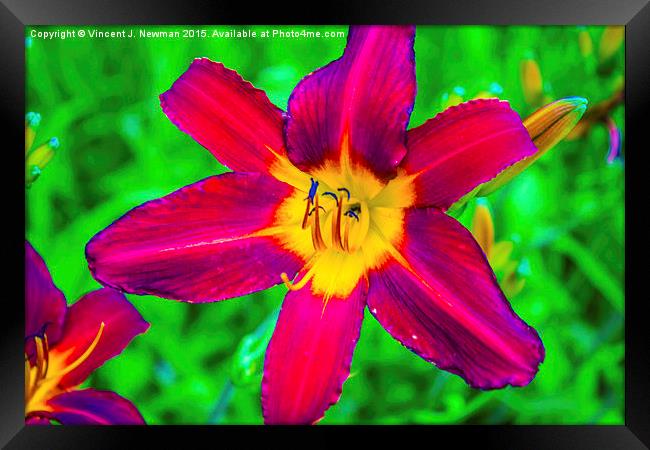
[25,25,624,425]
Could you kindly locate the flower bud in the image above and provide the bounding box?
[471,203,494,259]
[578,28,593,57]
[26,136,60,186]
[477,97,587,196]
[25,112,41,153]
[598,26,624,63]
[521,59,543,106]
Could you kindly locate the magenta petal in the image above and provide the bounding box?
[86,172,303,303]
[404,99,537,209]
[368,208,544,389]
[53,288,148,388]
[286,26,415,180]
[47,389,145,425]
[160,58,286,173]
[25,241,67,345]
[262,279,367,424]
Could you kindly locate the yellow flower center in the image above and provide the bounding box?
[266,137,415,301]
[25,323,105,417]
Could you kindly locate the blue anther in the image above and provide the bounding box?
[345,210,360,221]
[307,178,319,202]
[309,206,326,216]
[25,321,51,342]
[48,137,60,149]
[337,187,351,200]
[322,192,339,205]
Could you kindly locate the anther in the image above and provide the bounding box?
[322,191,339,205]
[345,210,360,221]
[308,178,319,202]
[337,187,351,200]
[309,206,326,216]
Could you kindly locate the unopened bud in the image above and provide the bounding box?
[478,97,587,196]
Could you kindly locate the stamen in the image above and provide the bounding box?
[308,178,319,202]
[35,337,46,380]
[25,358,32,403]
[331,194,345,251]
[337,187,351,201]
[281,264,318,291]
[343,219,352,253]
[301,198,312,229]
[322,191,339,205]
[42,334,50,378]
[345,210,360,221]
[310,196,328,252]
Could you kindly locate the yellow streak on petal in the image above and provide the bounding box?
[265,144,312,190]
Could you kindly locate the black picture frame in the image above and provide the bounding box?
[3,0,648,448]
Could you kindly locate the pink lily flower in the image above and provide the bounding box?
[25,241,148,425]
[86,26,544,424]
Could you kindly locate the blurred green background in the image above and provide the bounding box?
[25,25,624,424]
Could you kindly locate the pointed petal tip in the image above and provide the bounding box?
[159,57,285,173]
[473,95,587,197]
[368,209,545,391]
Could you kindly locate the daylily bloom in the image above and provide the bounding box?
[86,26,547,424]
[25,241,148,424]
[25,112,60,187]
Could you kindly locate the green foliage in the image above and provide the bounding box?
[26,25,624,424]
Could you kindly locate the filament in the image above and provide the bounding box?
[310,196,327,251]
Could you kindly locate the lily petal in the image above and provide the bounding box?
[286,26,415,181]
[25,241,67,345]
[86,172,303,303]
[368,208,544,389]
[46,389,145,425]
[160,58,286,173]
[404,99,537,210]
[51,288,148,388]
[262,278,367,424]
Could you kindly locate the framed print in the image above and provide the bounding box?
[2,0,649,448]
